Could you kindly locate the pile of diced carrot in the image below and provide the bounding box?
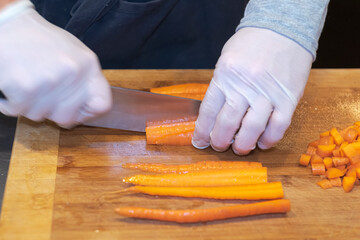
[299,121,360,192]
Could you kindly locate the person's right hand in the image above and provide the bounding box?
[0,0,112,128]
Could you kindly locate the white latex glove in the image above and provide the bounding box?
[192,27,313,155]
[0,0,112,128]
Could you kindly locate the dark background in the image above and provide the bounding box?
[1,0,359,209]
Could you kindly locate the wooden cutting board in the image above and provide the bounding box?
[1,69,360,240]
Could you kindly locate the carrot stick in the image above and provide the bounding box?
[115,199,291,223]
[150,83,209,101]
[117,182,283,200]
[122,160,262,173]
[123,168,268,187]
[145,120,195,145]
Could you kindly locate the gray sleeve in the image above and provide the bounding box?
[237,0,330,59]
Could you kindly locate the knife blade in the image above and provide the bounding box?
[83,86,201,132]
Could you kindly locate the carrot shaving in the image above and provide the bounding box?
[115,199,291,223]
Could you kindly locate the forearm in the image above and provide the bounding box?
[0,0,15,9]
[237,0,330,60]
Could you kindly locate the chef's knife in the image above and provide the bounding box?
[83,86,202,132]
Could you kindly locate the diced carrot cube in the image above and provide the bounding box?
[329,177,342,187]
[311,154,323,164]
[323,157,333,170]
[342,176,356,192]
[312,163,326,176]
[306,145,317,155]
[332,157,350,167]
[299,154,311,167]
[320,131,330,137]
[326,168,345,179]
[317,179,333,189]
[330,128,345,145]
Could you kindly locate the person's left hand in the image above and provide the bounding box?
[192,27,313,155]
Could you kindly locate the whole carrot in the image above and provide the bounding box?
[115,182,283,200]
[123,168,268,187]
[122,160,262,174]
[115,199,291,223]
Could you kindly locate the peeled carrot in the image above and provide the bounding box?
[116,182,284,200]
[123,168,268,187]
[145,120,195,145]
[150,83,209,101]
[115,199,291,223]
[122,160,262,174]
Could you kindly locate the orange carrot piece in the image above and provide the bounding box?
[345,166,357,178]
[326,168,345,179]
[306,146,317,155]
[323,157,333,170]
[332,157,350,167]
[342,142,360,164]
[150,83,209,101]
[310,154,323,164]
[357,168,360,179]
[320,131,330,137]
[332,149,342,157]
[317,179,333,189]
[119,182,284,200]
[145,120,195,145]
[312,163,326,175]
[299,154,311,167]
[308,140,320,148]
[344,128,358,143]
[329,177,342,187]
[342,177,356,192]
[122,161,262,173]
[124,168,268,187]
[317,144,336,158]
[330,127,345,145]
[115,199,291,223]
[319,136,334,145]
[335,165,347,171]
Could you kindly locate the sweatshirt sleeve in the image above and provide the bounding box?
[237,0,330,60]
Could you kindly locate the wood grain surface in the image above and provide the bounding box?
[1,69,360,240]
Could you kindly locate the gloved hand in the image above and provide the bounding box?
[0,0,112,128]
[192,27,313,155]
